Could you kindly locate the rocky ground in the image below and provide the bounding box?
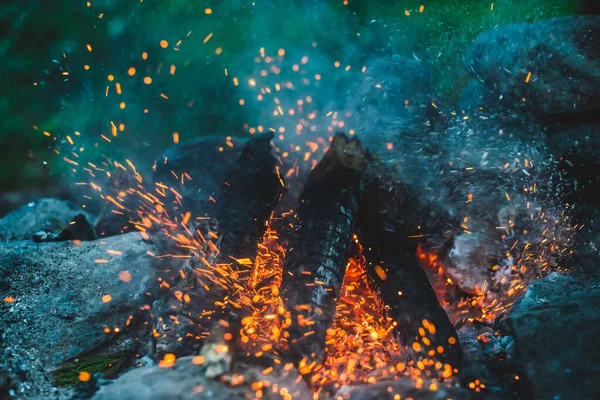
[1,15,599,400]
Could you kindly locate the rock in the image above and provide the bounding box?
[567,206,600,277]
[93,356,311,400]
[508,272,600,399]
[421,115,561,285]
[380,107,549,220]
[457,326,495,385]
[0,198,95,242]
[446,232,495,295]
[33,213,96,243]
[0,184,76,218]
[545,125,600,224]
[153,135,244,216]
[0,369,13,398]
[465,16,600,117]
[333,377,477,400]
[0,233,157,398]
[457,79,490,114]
[457,325,524,397]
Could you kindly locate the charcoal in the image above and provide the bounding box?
[213,131,282,261]
[153,135,244,216]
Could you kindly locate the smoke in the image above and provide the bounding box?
[51,0,574,289]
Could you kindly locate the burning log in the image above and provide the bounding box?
[358,167,463,368]
[155,133,281,357]
[198,132,283,376]
[281,133,365,366]
[213,131,282,261]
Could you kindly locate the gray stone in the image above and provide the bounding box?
[93,356,311,400]
[446,231,495,295]
[0,233,157,398]
[457,325,496,385]
[0,186,74,218]
[458,79,490,114]
[509,272,600,400]
[567,205,600,278]
[333,377,477,400]
[465,16,600,117]
[0,198,96,242]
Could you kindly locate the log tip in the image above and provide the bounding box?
[243,131,275,153]
[305,132,365,187]
[330,133,365,171]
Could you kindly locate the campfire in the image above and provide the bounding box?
[61,129,567,399]
[3,10,597,399]
[138,132,463,398]
[0,116,574,399]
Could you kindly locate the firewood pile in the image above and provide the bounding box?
[126,132,465,399]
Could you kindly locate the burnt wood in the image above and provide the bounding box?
[358,166,462,368]
[214,131,282,261]
[198,132,284,374]
[156,133,281,358]
[193,131,282,316]
[281,133,365,365]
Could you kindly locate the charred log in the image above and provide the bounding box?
[156,133,281,357]
[152,135,244,217]
[201,131,282,314]
[213,131,282,261]
[198,132,283,375]
[358,164,462,368]
[282,133,365,365]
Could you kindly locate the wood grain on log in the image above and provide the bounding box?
[189,132,281,314]
[282,133,365,366]
[358,166,462,368]
[214,132,282,262]
[156,133,281,358]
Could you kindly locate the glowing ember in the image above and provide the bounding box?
[79,371,91,382]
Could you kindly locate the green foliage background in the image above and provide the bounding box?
[0,0,588,192]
